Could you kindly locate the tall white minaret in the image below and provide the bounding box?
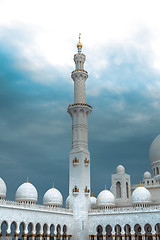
[67,34,92,240]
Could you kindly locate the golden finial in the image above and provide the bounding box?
[77,33,83,48]
[52,182,54,188]
[105,185,107,190]
[26,177,29,183]
[91,192,93,197]
[140,181,142,187]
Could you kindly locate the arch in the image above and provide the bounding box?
[134,224,142,240]
[62,225,67,240]
[144,224,152,240]
[155,223,160,240]
[43,223,48,235]
[56,225,61,240]
[153,168,155,176]
[79,109,84,115]
[156,167,159,175]
[115,224,122,240]
[35,223,41,240]
[116,182,121,198]
[126,182,129,198]
[50,224,55,240]
[97,225,103,240]
[10,221,18,239]
[1,221,8,236]
[19,222,26,240]
[106,225,112,240]
[28,222,34,237]
[124,224,131,240]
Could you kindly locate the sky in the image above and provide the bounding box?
[0,0,160,204]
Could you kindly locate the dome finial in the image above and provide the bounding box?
[92,192,93,197]
[105,185,107,190]
[52,182,54,188]
[140,181,142,187]
[77,33,83,50]
[26,177,29,183]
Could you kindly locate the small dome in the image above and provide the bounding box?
[0,178,7,199]
[43,187,63,207]
[90,195,97,208]
[143,171,151,179]
[132,186,152,204]
[149,135,160,166]
[16,181,38,203]
[116,165,125,174]
[97,189,115,207]
[65,195,70,209]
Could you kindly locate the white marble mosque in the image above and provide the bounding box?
[0,35,160,240]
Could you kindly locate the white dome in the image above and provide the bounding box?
[65,195,70,209]
[116,165,125,174]
[90,196,97,208]
[16,182,38,203]
[43,187,63,207]
[132,186,152,204]
[0,178,7,199]
[143,171,151,179]
[149,135,160,166]
[97,189,115,207]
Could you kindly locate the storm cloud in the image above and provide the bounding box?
[0,26,160,205]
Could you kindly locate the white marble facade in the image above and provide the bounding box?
[1,37,160,240]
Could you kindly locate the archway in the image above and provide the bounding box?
[116,182,121,198]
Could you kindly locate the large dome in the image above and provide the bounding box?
[43,187,63,207]
[132,186,152,204]
[0,178,7,199]
[149,135,160,166]
[97,189,115,207]
[15,181,38,204]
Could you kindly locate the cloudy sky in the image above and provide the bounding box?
[0,0,160,204]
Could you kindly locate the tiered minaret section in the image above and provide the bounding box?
[67,34,92,240]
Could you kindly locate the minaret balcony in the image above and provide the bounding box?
[73,158,79,166]
[71,69,88,74]
[68,103,92,111]
[84,158,90,166]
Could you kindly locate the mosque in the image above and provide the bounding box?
[0,35,160,240]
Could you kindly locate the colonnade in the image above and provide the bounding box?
[0,221,72,240]
[89,223,160,240]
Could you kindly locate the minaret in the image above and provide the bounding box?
[67,34,92,240]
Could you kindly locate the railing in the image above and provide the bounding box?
[89,204,160,214]
[68,103,92,110]
[71,69,88,74]
[0,200,72,213]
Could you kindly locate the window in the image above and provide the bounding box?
[126,182,129,198]
[116,181,121,198]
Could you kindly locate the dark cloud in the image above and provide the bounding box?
[0,27,160,205]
